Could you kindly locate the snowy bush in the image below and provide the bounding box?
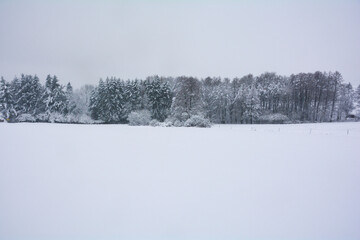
[64,114,79,123]
[149,119,161,127]
[35,113,49,122]
[128,110,151,126]
[184,115,211,128]
[48,113,66,123]
[16,114,36,122]
[172,119,184,127]
[34,113,99,124]
[162,117,183,127]
[258,113,289,124]
[163,116,209,127]
[63,114,88,124]
[163,117,174,127]
[76,114,98,124]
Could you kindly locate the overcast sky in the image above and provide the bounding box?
[1,0,359,88]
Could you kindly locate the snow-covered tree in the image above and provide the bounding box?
[242,84,261,124]
[145,76,172,121]
[72,84,94,116]
[1,71,356,124]
[44,75,67,115]
[89,78,128,123]
[171,76,202,121]
[337,83,355,120]
[125,79,142,112]
[64,82,76,115]
[201,77,222,123]
[355,84,360,116]
[0,77,16,120]
[12,74,45,116]
[128,110,151,126]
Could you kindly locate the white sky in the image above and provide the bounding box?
[0,0,360,88]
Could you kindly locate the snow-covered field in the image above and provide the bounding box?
[1,122,360,240]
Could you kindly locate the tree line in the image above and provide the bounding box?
[0,72,359,124]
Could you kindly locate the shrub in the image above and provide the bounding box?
[35,113,49,122]
[48,113,66,123]
[128,110,151,126]
[64,114,97,124]
[76,114,98,124]
[162,117,183,127]
[184,115,211,128]
[172,119,184,127]
[149,119,161,127]
[16,114,36,122]
[258,113,289,124]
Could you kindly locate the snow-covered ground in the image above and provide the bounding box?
[1,122,360,240]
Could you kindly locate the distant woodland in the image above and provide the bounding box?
[1,71,359,125]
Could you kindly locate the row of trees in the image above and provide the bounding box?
[200,71,357,123]
[0,74,94,122]
[89,76,172,123]
[1,72,359,124]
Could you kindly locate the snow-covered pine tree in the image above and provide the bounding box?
[44,75,67,116]
[145,76,172,121]
[104,77,122,122]
[65,82,76,115]
[14,74,45,116]
[90,77,128,123]
[9,77,21,117]
[125,79,142,112]
[89,81,101,120]
[107,77,127,123]
[0,77,17,121]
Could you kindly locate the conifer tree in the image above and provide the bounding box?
[65,82,76,115]
[14,74,44,116]
[145,76,172,121]
[44,75,67,115]
[0,77,16,120]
